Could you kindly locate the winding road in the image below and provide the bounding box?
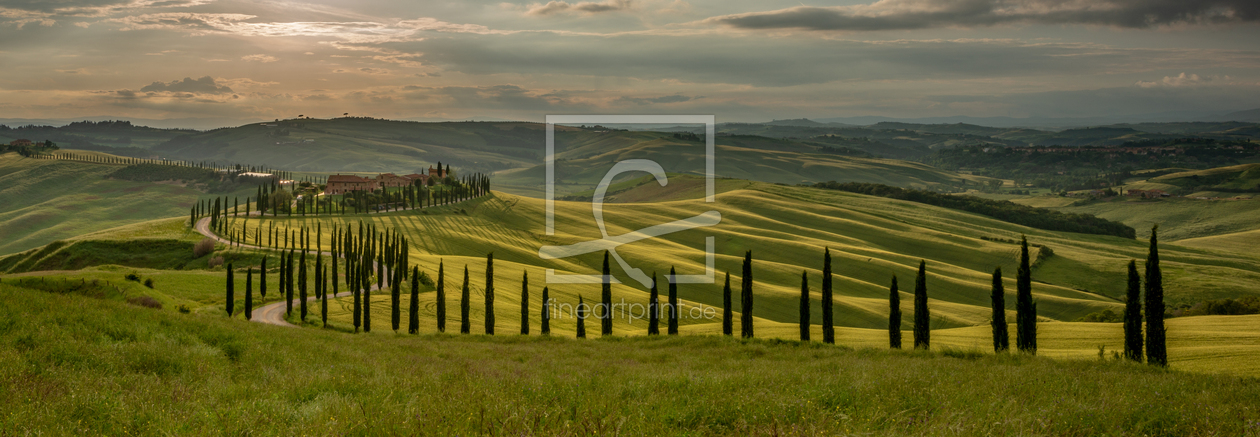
[194,215,390,327]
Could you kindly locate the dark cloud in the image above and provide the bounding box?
[367,35,1141,87]
[139,76,234,94]
[527,0,631,16]
[708,0,1260,31]
[614,94,697,105]
[0,0,209,15]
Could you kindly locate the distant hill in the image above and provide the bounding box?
[1218,108,1260,123]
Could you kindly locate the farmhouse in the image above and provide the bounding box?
[325,174,373,195]
[8,139,32,147]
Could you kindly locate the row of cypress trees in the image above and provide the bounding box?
[222,227,1167,365]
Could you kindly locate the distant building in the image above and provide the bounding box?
[325,174,372,195]
[9,139,32,147]
[429,165,448,179]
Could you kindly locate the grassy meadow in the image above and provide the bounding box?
[0,153,256,256]
[4,282,1260,436]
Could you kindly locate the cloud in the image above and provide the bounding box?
[358,67,390,74]
[0,0,213,17]
[614,94,697,105]
[241,53,277,62]
[527,0,631,16]
[139,76,233,94]
[705,0,1260,32]
[1135,72,1224,88]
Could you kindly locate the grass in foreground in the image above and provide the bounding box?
[3,283,1260,436]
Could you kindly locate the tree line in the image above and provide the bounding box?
[813,182,1137,239]
[221,227,1170,367]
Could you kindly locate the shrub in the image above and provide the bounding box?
[208,257,225,269]
[177,304,191,314]
[194,238,215,258]
[143,278,155,289]
[125,272,141,282]
[417,271,435,287]
[127,295,162,309]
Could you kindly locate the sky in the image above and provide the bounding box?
[1,0,1258,126]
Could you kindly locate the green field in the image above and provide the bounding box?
[3,282,1260,435]
[0,153,256,256]
[127,181,1252,375]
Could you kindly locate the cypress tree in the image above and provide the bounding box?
[315,252,323,299]
[226,263,234,317]
[285,251,294,316]
[721,271,732,336]
[1145,226,1167,366]
[245,267,253,321]
[363,261,371,333]
[1124,260,1143,362]
[409,266,420,334]
[320,264,328,327]
[541,286,550,335]
[799,270,810,342]
[576,295,587,339]
[391,264,401,332]
[1016,236,1036,354]
[437,260,446,333]
[353,258,362,333]
[740,251,754,339]
[601,251,612,336]
[648,272,660,335]
[299,251,308,322]
[668,267,679,335]
[889,275,901,349]
[913,260,929,350]
[260,257,267,299]
[822,248,834,344]
[991,267,1009,352]
[485,252,495,335]
[521,270,530,335]
[460,265,470,334]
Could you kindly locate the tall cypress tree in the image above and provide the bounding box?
[601,251,612,336]
[541,286,551,335]
[740,251,754,339]
[648,272,660,335]
[460,265,471,334]
[721,272,732,336]
[1016,236,1036,354]
[363,261,372,333]
[286,250,295,316]
[409,266,420,334]
[799,270,810,342]
[353,257,362,333]
[245,267,253,321]
[321,264,328,328]
[260,257,267,299]
[991,267,1009,352]
[521,270,530,335]
[822,248,834,344]
[226,264,234,317]
[1145,225,1167,366]
[889,275,901,349]
[437,260,446,333]
[1124,260,1143,362]
[391,265,401,332]
[299,251,307,322]
[485,252,495,335]
[913,260,929,350]
[576,295,587,339]
[668,267,679,335]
